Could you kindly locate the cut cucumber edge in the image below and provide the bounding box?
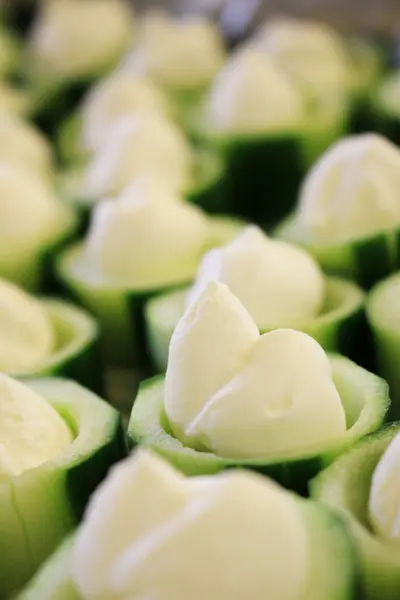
[14,503,358,600]
[0,378,124,598]
[145,276,365,373]
[275,212,400,288]
[15,535,80,600]
[12,299,98,379]
[128,357,390,484]
[311,424,400,600]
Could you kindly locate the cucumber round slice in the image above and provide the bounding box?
[275,212,400,289]
[0,378,125,598]
[128,355,390,493]
[311,424,400,600]
[15,499,359,600]
[194,128,305,227]
[13,299,102,394]
[366,272,400,419]
[145,276,366,373]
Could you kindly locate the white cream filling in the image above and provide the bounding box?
[187,225,325,330]
[0,85,29,117]
[165,282,346,459]
[0,162,67,260]
[84,112,192,198]
[0,279,54,373]
[122,10,225,92]
[0,117,52,177]
[73,449,309,600]
[81,73,170,152]
[369,432,400,544]
[205,46,303,134]
[84,176,209,287]
[29,0,133,78]
[0,374,72,479]
[298,133,400,240]
[254,18,352,99]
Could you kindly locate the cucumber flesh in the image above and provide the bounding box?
[13,299,102,394]
[275,213,400,289]
[16,536,81,600]
[366,272,400,418]
[15,502,358,600]
[128,356,390,493]
[311,425,400,600]
[145,276,365,373]
[0,378,124,598]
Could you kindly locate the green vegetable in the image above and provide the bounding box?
[366,272,400,419]
[368,71,400,145]
[194,128,305,227]
[0,378,125,598]
[275,213,400,289]
[15,535,80,600]
[311,424,400,600]
[15,500,360,600]
[128,355,390,494]
[56,216,244,370]
[146,276,366,373]
[14,298,102,395]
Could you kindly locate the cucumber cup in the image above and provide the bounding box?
[0,377,125,598]
[129,284,389,494]
[366,272,400,419]
[146,275,366,373]
[25,0,133,135]
[16,449,360,600]
[56,184,243,370]
[312,424,400,600]
[128,356,389,493]
[14,298,102,395]
[275,133,400,289]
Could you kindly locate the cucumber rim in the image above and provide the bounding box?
[128,356,390,480]
[366,272,400,335]
[146,276,365,372]
[311,424,400,599]
[275,212,400,288]
[10,298,98,379]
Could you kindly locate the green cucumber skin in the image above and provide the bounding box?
[15,505,359,600]
[0,380,125,598]
[311,425,400,600]
[276,215,400,290]
[187,169,229,215]
[371,111,400,146]
[219,136,304,227]
[347,98,377,134]
[128,363,390,497]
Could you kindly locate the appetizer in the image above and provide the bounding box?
[27,0,134,132]
[0,277,101,392]
[276,133,400,288]
[252,17,353,162]
[0,161,75,291]
[129,281,389,491]
[16,449,358,600]
[312,424,400,600]
[0,374,124,597]
[146,225,365,372]
[121,9,226,111]
[57,177,241,367]
[194,45,305,225]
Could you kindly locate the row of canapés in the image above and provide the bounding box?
[2,283,399,600]
[2,3,400,600]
